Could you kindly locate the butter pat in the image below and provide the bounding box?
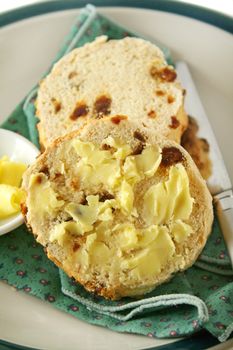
[0,156,27,219]
[0,185,25,219]
[0,155,27,187]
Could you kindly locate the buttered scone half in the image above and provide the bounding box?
[22,117,213,300]
[36,36,187,148]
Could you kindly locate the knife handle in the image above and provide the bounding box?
[215,190,233,267]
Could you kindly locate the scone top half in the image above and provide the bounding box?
[36,36,187,148]
[22,117,213,300]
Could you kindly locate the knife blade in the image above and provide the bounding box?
[176,61,233,265]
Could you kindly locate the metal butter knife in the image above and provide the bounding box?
[176,61,233,266]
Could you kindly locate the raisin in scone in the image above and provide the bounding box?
[22,117,213,300]
[36,36,187,148]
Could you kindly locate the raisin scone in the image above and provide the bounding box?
[36,36,187,148]
[22,117,213,300]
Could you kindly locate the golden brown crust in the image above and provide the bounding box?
[181,116,212,179]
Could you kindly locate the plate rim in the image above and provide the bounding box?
[0,1,232,350]
[0,0,232,34]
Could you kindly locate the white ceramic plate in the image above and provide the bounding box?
[0,2,232,350]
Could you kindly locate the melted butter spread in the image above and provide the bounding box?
[0,156,27,219]
[28,174,64,220]
[50,221,84,245]
[28,138,194,284]
[117,180,135,215]
[72,138,161,189]
[134,146,162,177]
[69,223,175,282]
[170,220,193,243]
[65,195,117,233]
[143,164,194,225]
[73,139,121,189]
[103,136,132,159]
[120,226,175,279]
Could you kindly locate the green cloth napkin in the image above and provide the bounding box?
[0,4,233,343]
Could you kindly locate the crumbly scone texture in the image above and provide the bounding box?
[22,117,213,300]
[36,36,187,148]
